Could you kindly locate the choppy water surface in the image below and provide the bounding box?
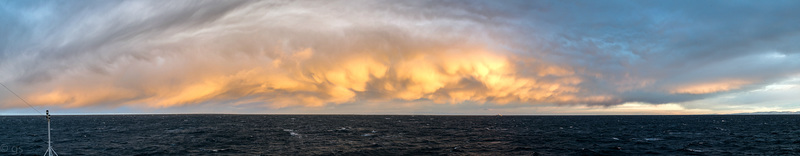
[1,115,799,155]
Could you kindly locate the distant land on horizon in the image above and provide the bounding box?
[731,111,800,115]
[4,111,800,116]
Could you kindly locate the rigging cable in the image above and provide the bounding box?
[0,82,44,115]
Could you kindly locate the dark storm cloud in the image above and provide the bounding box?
[1,0,251,84]
[1,0,799,113]
[504,0,800,105]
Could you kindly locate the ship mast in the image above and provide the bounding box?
[1,83,59,155]
[44,110,59,156]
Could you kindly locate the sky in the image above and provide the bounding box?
[1,0,799,115]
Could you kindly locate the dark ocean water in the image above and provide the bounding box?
[1,115,799,155]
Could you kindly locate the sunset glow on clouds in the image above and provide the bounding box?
[1,0,800,114]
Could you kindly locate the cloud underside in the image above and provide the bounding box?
[1,0,799,112]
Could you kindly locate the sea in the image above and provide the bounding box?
[1,115,799,155]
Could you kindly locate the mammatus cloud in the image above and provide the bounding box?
[1,0,799,113]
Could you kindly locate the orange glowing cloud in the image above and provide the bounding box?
[4,0,800,114]
[8,44,600,109]
[670,80,752,94]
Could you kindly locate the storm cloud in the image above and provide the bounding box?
[1,0,799,114]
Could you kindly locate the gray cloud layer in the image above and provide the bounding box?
[1,0,799,112]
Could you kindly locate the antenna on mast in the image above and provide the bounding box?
[44,110,59,156]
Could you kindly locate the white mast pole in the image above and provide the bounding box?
[44,110,58,156]
[48,110,51,152]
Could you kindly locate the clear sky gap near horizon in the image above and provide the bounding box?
[1,0,799,115]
